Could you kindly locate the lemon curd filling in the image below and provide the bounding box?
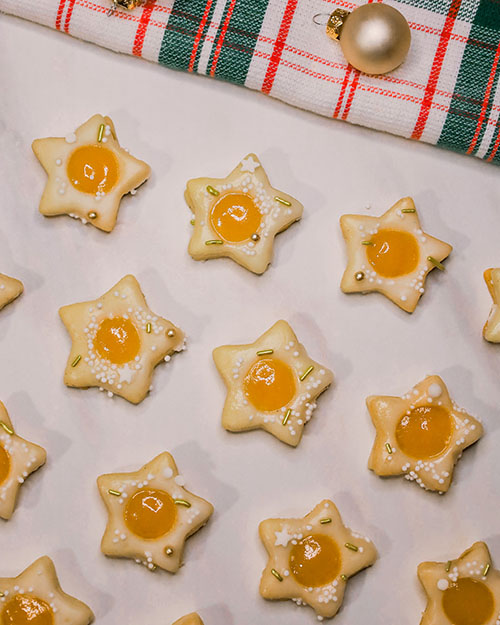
[396,405,452,460]
[1,595,54,625]
[210,193,262,242]
[0,445,11,485]
[94,317,141,365]
[67,145,118,195]
[366,229,419,278]
[289,534,341,587]
[243,358,296,412]
[442,577,494,625]
[124,488,177,539]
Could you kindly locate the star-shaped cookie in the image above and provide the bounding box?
[32,114,150,232]
[173,614,204,625]
[483,268,500,342]
[0,556,94,624]
[213,320,334,446]
[0,274,23,312]
[259,500,377,619]
[97,452,214,573]
[367,375,483,493]
[59,275,186,404]
[0,401,46,520]
[418,542,500,625]
[340,197,452,312]
[185,154,303,274]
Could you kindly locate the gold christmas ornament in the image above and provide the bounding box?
[325,4,411,75]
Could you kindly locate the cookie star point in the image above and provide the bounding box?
[418,542,499,625]
[0,274,23,312]
[172,614,204,625]
[213,320,333,446]
[32,114,150,232]
[259,500,377,619]
[59,274,185,404]
[367,375,483,492]
[340,197,452,312]
[186,154,303,274]
[0,401,46,520]
[483,268,500,342]
[0,555,94,624]
[98,452,214,573]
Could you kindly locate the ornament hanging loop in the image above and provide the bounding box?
[312,13,331,26]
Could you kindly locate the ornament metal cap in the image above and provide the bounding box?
[111,0,144,9]
[324,3,411,75]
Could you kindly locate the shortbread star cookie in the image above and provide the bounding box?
[0,274,23,312]
[173,614,204,625]
[59,275,185,404]
[213,320,333,446]
[185,154,303,274]
[418,542,500,625]
[97,452,214,573]
[32,114,150,232]
[0,556,94,624]
[367,375,483,493]
[483,268,500,342]
[340,197,452,312]
[0,401,46,520]
[259,500,377,620]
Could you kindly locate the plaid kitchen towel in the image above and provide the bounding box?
[2,0,500,164]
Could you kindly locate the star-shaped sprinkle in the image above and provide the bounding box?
[185,154,303,274]
[259,500,377,619]
[340,197,452,312]
[483,268,500,342]
[59,275,186,404]
[0,401,46,520]
[367,375,483,493]
[274,526,294,547]
[418,542,500,625]
[32,114,150,232]
[172,614,204,625]
[213,320,334,446]
[0,274,23,312]
[0,556,94,624]
[97,452,214,573]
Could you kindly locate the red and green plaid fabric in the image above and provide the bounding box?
[2,0,500,164]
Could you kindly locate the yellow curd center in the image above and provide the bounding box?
[124,488,177,539]
[396,405,452,459]
[442,577,494,625]
[1,595,54,625]
[67,145,118,195]
[210,193,261,242]
[243,357,296,412]
[94,317,140,365]
[289,534,341,588]
[0,445,10,485]
[366,229,419,278]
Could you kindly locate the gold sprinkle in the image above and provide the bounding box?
[320,518,332,524]
[427,256,445,271]
[71,355,81,367]
[165,547,174,556]
[401,208,416,213]
[174,499,191,508]
[362,240,374,246]
[88,211,98,220]
[274,196,291,206]
[146,323,152,334]
[340,574,347,581]
[445,560,452,572]
[483,563,490,577]
[257,349,274,356]
[354,271,365,281]
[190,218,195,225]
[385,442,393,454]
[345,542,359,552]
[0,422,14,435]
[0,591,4,597]
[205,240,223,245]
[167,329,176,338]
[300,366,314,381]
[108,489,121,497]
[251,233,260,242]
[207,185,219,196]
[282,408,291,426]
[97,123,105,142]
[271,569,283,582]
